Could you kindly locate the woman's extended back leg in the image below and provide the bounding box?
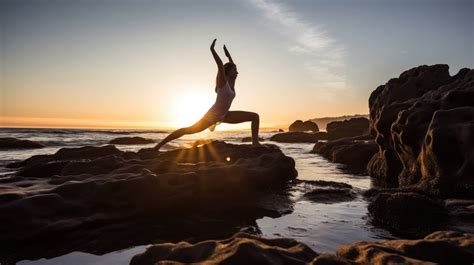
[154,119,213,150]
[222,111,260,145]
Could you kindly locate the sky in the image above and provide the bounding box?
[1,0,473,129]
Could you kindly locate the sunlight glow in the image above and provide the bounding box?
[171,91,214,128]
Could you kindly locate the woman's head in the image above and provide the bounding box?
[224,62,238,79]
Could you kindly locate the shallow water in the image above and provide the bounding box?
[0,128,397,264]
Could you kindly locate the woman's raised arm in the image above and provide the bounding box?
[223,45,234,64]
[210,39,224,71]
[210,39,226,89]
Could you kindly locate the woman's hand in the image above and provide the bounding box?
[210,38,217,50]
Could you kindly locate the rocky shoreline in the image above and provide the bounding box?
[0,64,473,264]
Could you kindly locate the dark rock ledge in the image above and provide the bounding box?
[0,141,297,263]
[0,137,44,149]
[131,230,474,265]
[108,136,155,145]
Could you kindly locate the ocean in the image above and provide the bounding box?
[0,128,396,264]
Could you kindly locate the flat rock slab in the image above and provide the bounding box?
[0,141,297,246]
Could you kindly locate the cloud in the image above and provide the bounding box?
[247,0,346,91]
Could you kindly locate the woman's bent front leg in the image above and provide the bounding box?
[222,111,260,145]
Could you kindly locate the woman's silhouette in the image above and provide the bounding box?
[154,39,260,150]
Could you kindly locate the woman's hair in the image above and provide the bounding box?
[224,62,236,74]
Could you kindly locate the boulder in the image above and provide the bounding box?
[303,188,355,204]
[289,120,319,132]
[326,118,369,139]
[0,137,44,149]
[270,132,325,143]
[368,192,448,236]
[298,179,356,204]
[368,64,474,197]
[311,135,378,173]
[108,136,155,145]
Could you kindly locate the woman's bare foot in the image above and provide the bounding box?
[153,144,162,151]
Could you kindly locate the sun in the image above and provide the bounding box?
[172,91,214,128]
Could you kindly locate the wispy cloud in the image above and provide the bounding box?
[247,0,346,91]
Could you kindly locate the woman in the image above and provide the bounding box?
[154,39,260,150]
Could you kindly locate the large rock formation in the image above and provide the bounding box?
[326,117,369,139]
[309,114,369,132]
[271,118,371,144]
[368,64,474,197]
[0,141,297,247]
[131,230,474,264]
[289,120,319,132]
[0,137,44,149]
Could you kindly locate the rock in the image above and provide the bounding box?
[368,192,448,236]
[18,161,71,178]
[191,139,215,147]
[108,136,155,145]
[297,179,355,204]
[8,145,125,170]
[241,136,264,142]
[278,129,284,132]
[270,132,324,143]
[0,137,44,149]
[296,179,353,190]
[446,199,474,220]
[303,188,355,203]
[130,232,318,265]
[131,230,474,265]
[289,120,319,132]
[311,136,378,173]
[444,199,474,234]
[420,107,474,197]
[310,115,369,133]
[326,118,369,139]
[0,141,297,245]
[368,64,474,197]
[337,230,474,265]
